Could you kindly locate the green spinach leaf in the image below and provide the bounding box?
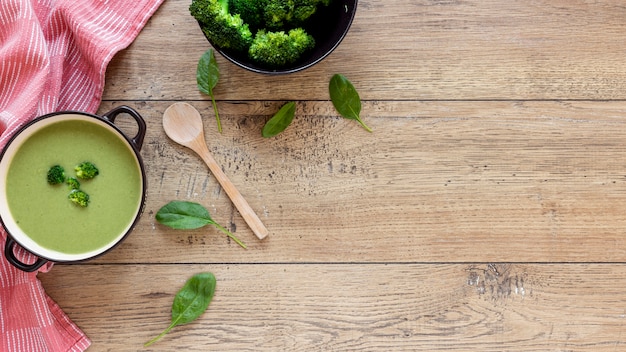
[262,101,296,138]
[156,201,246,249]
[197,49,222,132]
[144,272,217,347]
[329,73,372,132]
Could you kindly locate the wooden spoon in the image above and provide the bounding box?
[162,102,268,240]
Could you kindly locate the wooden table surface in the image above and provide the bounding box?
[38,0,626,350]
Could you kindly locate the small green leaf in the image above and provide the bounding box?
[329,74,372,132]
[155,201,212,229]
[197,49,222,132]
[171,272,216,325]
[262,101,296,138]
[156,201,246,249]
[197,50,219,95]
[145,272,217,347]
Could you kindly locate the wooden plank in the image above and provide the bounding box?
[21,2,626,351]
[94,100,626,263]
[103,0,626,101]
[39,263,626,351]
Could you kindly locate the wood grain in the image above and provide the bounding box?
[33,0,626,350]
[40,263,626,351]
[162,102,269,239]
[104,0,626,101]
[93,100,626,263]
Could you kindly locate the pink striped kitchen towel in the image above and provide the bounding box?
[0,0,164,350]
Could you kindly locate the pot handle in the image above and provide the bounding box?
[101,105,147,151]
[4,237,48,272]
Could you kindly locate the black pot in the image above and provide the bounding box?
[200,0,358,74]
[0,106,147,272]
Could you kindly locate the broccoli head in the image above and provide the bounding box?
[264,0,329,29]
[228,0,267,31]
[66,177,80,190]
[190,0,254,52]
[248,28,315,67]
[47,165,66,185]
[68,189,90,207]
[263,0,292,29]
[292,1,318,24]
[75,162,99,180]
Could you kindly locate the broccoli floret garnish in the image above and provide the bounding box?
[68,189,90,207]
[248,28,315,67]
[46,162,99,207]
[75,162,99,180]
[66,177,80,190]
[47,165,66,185]
[190,0,254,52]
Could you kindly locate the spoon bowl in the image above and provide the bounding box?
[162,102,205,146]
[162,102,268,240]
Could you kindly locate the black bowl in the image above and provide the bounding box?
[198,0,358,74]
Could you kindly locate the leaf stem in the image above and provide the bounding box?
[211,222,247,249]
[209,91,222,133]
[356,117,372,132]
[348,106,372,132]
[144,322,176,347]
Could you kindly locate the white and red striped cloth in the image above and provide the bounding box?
[0,0,164,350]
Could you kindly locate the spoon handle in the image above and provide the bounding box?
[194,143,269,240]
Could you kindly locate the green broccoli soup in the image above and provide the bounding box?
[5,119,142,255]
